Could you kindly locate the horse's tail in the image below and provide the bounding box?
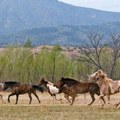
[32,85,44,93]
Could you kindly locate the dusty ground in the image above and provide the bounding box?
[1,91,120,106]
[0,92,120,120]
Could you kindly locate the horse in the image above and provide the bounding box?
[55,77,105,105]
[0,81,20,103]
[0,83,6,103]
[0,81,20,91]
[89,70,120,107]
[7,84,44,104]
[38,78,62,101]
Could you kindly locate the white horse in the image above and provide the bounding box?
[39,78,62,101]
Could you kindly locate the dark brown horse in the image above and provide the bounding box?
[0,81,20,103]
[56,77,105,105]
[0,81,20,91]
[8,84,44,104]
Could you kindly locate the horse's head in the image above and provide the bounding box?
[95,74,106,83]
[39,78,48,86]
[0,82,5,91]
[89,69,104,82]
[89,69,107,83]
[55,77,65,88]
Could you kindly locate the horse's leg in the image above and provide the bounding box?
[114,102,120,108]
[49,94,55,101]
[15,94,19,104]
[54,94,57,101]
[28,93,32,104]
[88,92,95,106]
[100,96,106,105]
[70,96,75,105]
[84,94,87,103]
[0,94,5,103]
[107,95,110,101]
[48,92,54,101]
[32,91,41,103]
[64,94,71,103]
[99,95,106,107]
[54,94,62,101]
[49,93,56,101]
[106,94,111,104]
[52,94,56,101]
[8,93,16,103]
[95,92,106,105]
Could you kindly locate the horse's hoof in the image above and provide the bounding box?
[70,103,73,106]
[101,104,105,108]
[115,103,120,109]
[87,104,91,106]
[114,103,119,107]
[116,105,120,109]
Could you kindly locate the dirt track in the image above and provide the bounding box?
[0,91,120,106]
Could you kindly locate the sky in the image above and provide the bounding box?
[59,0,120,12]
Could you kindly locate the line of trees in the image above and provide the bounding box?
[0,45,87,83]
[0,33,120,83]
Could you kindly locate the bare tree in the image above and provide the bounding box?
[109,33,120,78]
[78,33,107,70]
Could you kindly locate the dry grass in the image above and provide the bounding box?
[0,92,120,120]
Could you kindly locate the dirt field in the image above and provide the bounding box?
[0,92,120,120]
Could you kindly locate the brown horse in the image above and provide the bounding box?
[8,84,44,104]
[90,70,120,107]
[55,77,105,105]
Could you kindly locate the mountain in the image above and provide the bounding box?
[1,22,120,46]
[0,0,120,35]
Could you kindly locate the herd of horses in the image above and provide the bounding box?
[0,69,120,108]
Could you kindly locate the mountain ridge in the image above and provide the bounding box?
[0,22,120,46]
[0,0,120,35]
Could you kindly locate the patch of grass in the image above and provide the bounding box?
[0,105,119,120]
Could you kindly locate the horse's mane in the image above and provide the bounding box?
[97,70,108,77]
[61,77,79,85]
[4,81,20,86]
[5,81,19,83]
[4,81,20,84]
[42,78,54,85]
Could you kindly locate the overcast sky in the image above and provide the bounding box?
[59,0,120,12]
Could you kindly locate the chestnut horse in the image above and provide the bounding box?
[55,77,105,105]
[90,70,120,107]
[8,84,44,104]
